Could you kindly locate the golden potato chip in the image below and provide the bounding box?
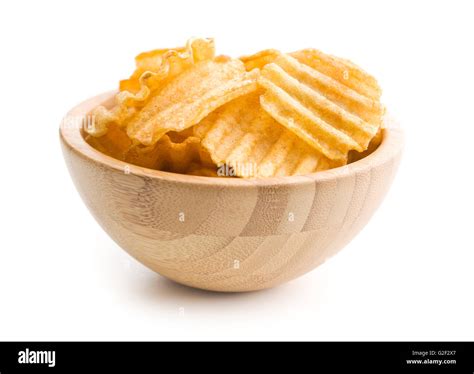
[85,38,215,137]
[120,38,215,93]
[125,135,202,171]
[85,123,159,168]
[239,49,281,71]
[259,51,383,161]
[86,123,204,172]
[289,50,384,126]
[348,126,383,163]
[86,39,385,178]
[124,142,164,169]
[160,136,201,173]
[291,49,381,100]
[198,144,216,169]
[120,50,169,93]
[126,57,259,146]
[87,71,154,137]
[85,123,132,159]
[194,92,341,177]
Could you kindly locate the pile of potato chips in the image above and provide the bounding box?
[84,38,384,177]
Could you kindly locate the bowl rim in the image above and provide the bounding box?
[60,91,404,188]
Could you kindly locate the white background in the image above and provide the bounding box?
[0,0,473,341]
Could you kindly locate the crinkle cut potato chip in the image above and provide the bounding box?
[86,128,204,171]
[126,57,259,146]
[85,123,132,160]
[348,125,384,164]
[194,92,342,177]
[85,38,215,137]
[85,38,385,178]
[127,134,205,173]
[239,49,281,71]
[259,49,384,161]
[120,38,215,93]
[292,49,381,100]
[152,135,202,173]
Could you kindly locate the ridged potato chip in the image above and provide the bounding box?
[153,135,202,173]
[194,92,341,177]
[86,125,205,171]
[86,38,386,178]
[126,57,259,146]
[348,126,384,164]
[292,49,381,100]
[88,72,155,137]
[85,124,132,159]
[120,38,215,93]
[85,38,215,137]
[240,49,281,71]
[124,135,202,171]
[259,50,383,161]
[124,141,164,170]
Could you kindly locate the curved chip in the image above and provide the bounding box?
[123,135,202,171]
[86,40,384,178]
[239,49,281,71]
[348,126,384,164]
[120,37,215,93]
[258,50,383,161]
[194,92,342,177]
[85,38,215,137]
[126,57,259,146]
[86,124,204,172]
[85,123,132,159]
[87,71,154,137]
[291,49,381,100]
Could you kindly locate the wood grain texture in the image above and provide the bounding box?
[60,92,404,292]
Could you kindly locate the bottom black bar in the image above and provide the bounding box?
[0,342,472,373]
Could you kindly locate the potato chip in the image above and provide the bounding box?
[85,38,215,137]
[194,92,341,177]
[87,71,154,137]
[348,126,383,163]
[119,49,170,94]
[291,49,381,100]
[86,122,205,172]
[125,135,202,171]
[126,57,259,146]
[289,50,384,125]
[161,136,202,173]
[259,50,383,161]
[85,123,132,159]
[86,39,385,178]
[85,124,159,167]
[239,49,281,71]
[120,37,215,93]
[124,142,164,169]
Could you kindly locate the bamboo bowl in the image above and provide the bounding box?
[60,92,403,292]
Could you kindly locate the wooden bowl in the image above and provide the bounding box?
[60,92,404,292]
